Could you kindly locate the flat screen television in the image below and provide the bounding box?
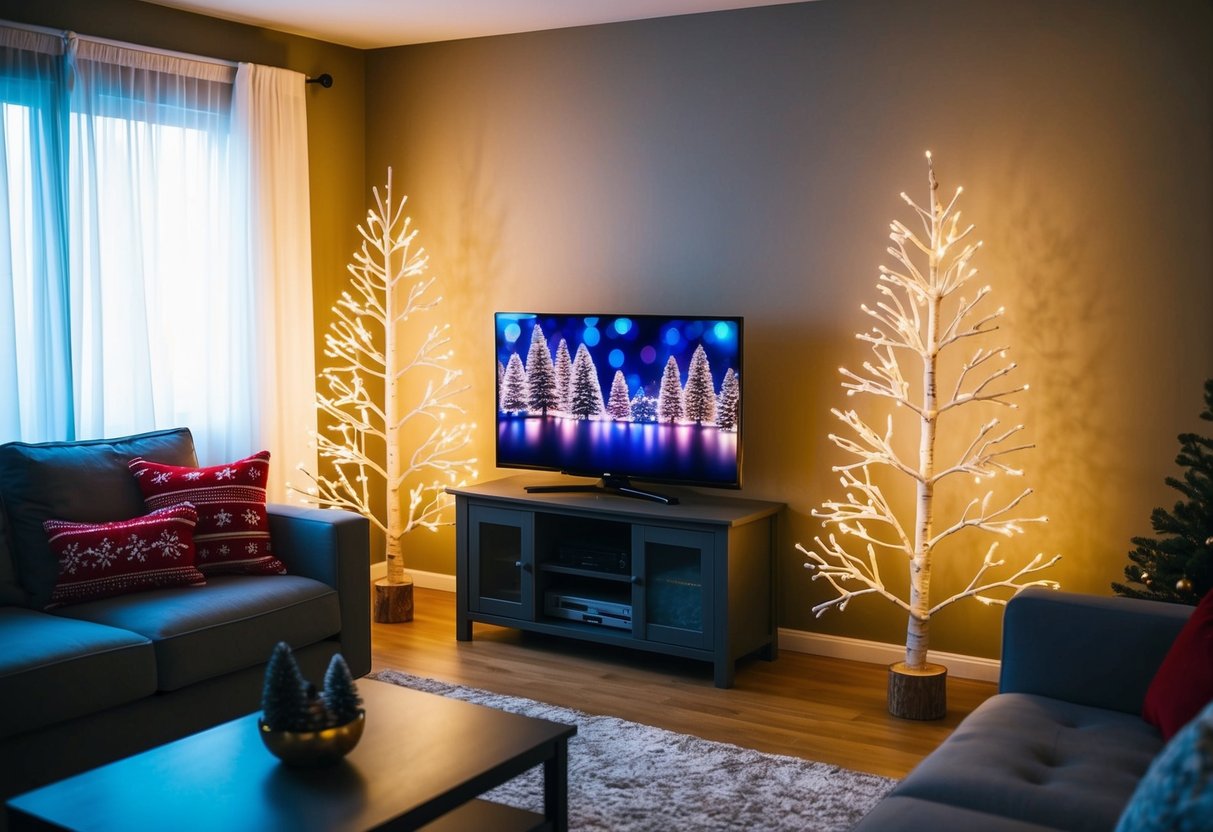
[494,312,743,504]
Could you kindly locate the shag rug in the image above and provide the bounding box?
[370,669,895,831]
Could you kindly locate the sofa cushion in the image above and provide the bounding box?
[44,503,207,608]
[0,428,197,608]
[1142,587,1213,740]
[0,492,25,605]
[852,795,1068,832]
[0,606,157,740]
[52,575,341,691]
[129,451,286,577]
[1116,699,1213,831]
[888,693,1164,832]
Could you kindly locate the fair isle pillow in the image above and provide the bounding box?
[128,451,285,576]
[43,502,205,608]
[1115,698,1213,832]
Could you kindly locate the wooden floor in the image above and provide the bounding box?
[371,588,995,779]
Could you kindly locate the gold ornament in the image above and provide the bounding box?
[1141,571,1152,587]
[1176,576,1193,593]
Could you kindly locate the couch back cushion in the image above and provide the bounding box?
[0,493,25,605]
[0,429,197,608]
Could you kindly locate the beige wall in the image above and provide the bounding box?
[365,0,1213,658]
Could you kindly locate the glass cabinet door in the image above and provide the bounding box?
[468,505,534,620]
[634,526,714,649]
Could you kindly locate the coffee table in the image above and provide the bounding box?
[6,678,576,831]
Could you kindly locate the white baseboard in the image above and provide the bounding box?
[778,628,1001,683]
[368,563,999,682]
[369,562,457,593]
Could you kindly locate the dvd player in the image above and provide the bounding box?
[544,591,632,630]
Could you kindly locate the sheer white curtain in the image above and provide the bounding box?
[0,28,73,443]
[232,62,316,500]
[67,37,255,464]
[1,26,316,493]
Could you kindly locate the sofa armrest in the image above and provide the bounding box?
[268,504,370,678]
[999,587,1192,714]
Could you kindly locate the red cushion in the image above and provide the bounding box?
[43,502,206,608]
[128,451,285,576]
[1143,588,1213,740]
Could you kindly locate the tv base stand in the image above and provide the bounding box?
[525,474,679,505]
[449,475,783,688]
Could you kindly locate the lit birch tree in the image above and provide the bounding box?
[294,169,477,586]
[798,152,1059,671]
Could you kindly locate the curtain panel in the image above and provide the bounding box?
[0,25,315,496]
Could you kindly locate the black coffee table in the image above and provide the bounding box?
[6,678,576,831]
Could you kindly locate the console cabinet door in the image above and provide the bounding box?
[634,525,714,650]
[468,505,535,620]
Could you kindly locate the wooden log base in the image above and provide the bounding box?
[373,576,415,623]
[887,661,948,721]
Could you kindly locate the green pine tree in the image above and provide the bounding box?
[322,654,363,726]
[261,642,310,731]
[1114,378,1213,604]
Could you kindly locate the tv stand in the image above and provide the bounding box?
[449,475,783,687]
[525,474,679,505]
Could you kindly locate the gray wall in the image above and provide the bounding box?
[366,0,1212,658]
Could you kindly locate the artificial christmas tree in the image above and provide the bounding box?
[322,654,363,726]
[798,152,1057,719]
[1114,379,1213,604]
[293,169,476,623]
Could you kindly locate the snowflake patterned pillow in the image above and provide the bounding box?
[43,502,206,608]
[128,451,285,576]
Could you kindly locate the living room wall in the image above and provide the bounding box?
[365,0,1212,659]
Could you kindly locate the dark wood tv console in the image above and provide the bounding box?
[449,475,783,688]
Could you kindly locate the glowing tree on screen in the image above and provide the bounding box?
[294,169,476,618]
[657,356,685,422]
[684,345,718,425]
[797,153,1058,719]
[570,344,605,418]
[608,371,632,420]
[525,324,558,415]
[554,339,573,412]
[718,369,740,431]
[500,354,527,413]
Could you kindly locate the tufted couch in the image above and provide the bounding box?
[853,588,1193,831]
[0,429,370,809]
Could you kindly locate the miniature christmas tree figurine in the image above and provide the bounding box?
[1114,379,1213,604]
[261,642,310,732]
[322,654,363,726]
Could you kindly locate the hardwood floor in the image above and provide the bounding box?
[371,588,996,779]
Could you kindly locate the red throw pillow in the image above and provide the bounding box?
[43,503,206,608]
[128,451,285,576]
[1143,588,1213,740]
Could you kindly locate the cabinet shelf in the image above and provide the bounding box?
[538,563,633,583]
[451,475,783,688]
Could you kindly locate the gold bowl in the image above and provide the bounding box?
[258,711,365,767]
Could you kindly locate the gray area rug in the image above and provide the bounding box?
[370,669,895,831]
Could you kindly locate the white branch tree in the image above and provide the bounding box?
[797,152,1059,673]
[293,169,477,586]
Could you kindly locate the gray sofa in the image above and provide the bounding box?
[0,429,371,809]
[853,588,1192,831]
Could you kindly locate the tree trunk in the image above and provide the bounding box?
[888,661,947,720]
[373,575,414,623]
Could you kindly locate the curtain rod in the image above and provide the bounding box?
[1,17,332,86]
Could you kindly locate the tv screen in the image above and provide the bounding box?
[495,313,742,492]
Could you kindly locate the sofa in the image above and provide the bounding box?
[852,588,1194,831]
[0,428,371,809]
